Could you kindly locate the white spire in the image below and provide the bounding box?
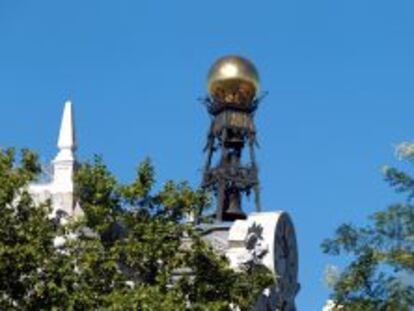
[29,99,82,219]
[58,100,77,151]
[55,100,76,162]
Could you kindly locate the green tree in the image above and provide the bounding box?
[0,149,273,310]
[322,143,414,311]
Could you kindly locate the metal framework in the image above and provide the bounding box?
[201,96,262,222]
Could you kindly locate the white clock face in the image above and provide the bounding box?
[273,213,299,301]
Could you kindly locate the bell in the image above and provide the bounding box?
[223,191,246,221]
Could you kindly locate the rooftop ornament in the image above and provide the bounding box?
[202,55,263,222]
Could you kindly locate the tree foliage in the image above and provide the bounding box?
[322,145,414,311]
[0,149,273,310]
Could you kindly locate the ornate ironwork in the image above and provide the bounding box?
[201,95,262,222]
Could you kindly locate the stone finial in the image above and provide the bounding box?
[30,100,82,218]
[52,100,77,204]
[55,100,76,161]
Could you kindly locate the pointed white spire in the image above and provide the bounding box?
[58,100,77,151]
[29,99,82,219]
[55,100,76,162]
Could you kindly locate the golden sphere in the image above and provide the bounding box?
[207,55,260,106]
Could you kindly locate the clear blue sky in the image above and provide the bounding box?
[1,1,413,309]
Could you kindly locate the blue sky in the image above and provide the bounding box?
[1,1,413,309]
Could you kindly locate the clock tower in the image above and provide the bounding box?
[200,56,300,310]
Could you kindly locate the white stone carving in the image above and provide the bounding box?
[226,211,299,311]
[226,221,268,270]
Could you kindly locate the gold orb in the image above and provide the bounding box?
[207,55,260,106]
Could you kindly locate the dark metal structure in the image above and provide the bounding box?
[201,56,262,222]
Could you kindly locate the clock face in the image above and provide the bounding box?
[273,213,299,300]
